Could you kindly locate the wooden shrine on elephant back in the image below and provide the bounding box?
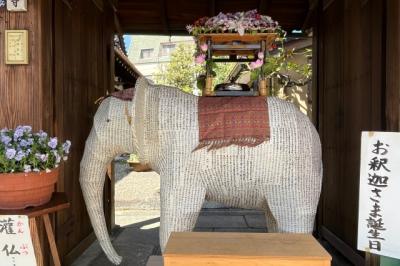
[197,33,278,97]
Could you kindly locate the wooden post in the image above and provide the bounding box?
[204,38,214,96]
[29,217,44,266]
[386,0,400,131]
[258,78,268,96]
[258,40,268,97]
[43,214,61,266]
[365,251,380,266]
[204,76,214,96]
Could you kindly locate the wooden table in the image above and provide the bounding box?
[164,232,332,266]
[0,192,70,266]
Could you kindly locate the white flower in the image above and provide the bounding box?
[237,24,245,36]
[45,168,51,173]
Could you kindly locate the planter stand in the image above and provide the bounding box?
[0,192,70,266]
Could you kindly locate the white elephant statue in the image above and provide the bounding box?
[80,77,323,265]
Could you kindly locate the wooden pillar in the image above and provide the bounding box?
[386,0,400,131]
[0,2,53,265]
[0,0,53,131]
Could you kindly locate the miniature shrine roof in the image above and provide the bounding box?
[115,0,314,35]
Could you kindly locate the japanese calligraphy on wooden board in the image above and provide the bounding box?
[4,30,29,65]
[0,215,36,266]
[358,132,400,259]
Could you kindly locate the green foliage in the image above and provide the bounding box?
[248,46,312,97]
[211,61,236,86]
[251,48,312,81]
[154,43,234,94]
[154,43,202,93]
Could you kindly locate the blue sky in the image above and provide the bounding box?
[123,35,132,52]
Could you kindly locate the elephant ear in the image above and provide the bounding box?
[133,77,159,165]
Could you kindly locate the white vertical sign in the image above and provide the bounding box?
[358,131,400,259]
[0,215,36,266]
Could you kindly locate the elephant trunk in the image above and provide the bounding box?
[79,97,136,264]
[80,128,122,265]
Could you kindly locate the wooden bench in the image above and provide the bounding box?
[162,232,332,266]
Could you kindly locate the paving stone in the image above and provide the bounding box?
[193,227,214,232]
[200,208,265,216]
[244,214,267,229]
[195,215,248,228]
[202,201,227,208]
[213,228,267,232]
[89,242,154,266]
[117,220,160,247]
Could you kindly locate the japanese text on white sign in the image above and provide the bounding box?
[358,132,400,259]
[0,215,36,266]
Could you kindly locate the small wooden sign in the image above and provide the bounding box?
[0,215,37,266]
[5,30,29,65]
[6,0,27,11]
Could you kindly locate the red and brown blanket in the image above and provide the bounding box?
[196,96,270,151]
[109,88,135,101]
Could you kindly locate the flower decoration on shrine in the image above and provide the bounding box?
[186,9,280,36]
[0,126,71,173]
[0,0,5,7]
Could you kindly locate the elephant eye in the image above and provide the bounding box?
[106,119,111,122]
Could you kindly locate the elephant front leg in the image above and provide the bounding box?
[159,180,206,252]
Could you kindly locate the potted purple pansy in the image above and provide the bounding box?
[0,126,71,209]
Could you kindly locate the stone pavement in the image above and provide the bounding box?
[72,208,268,266]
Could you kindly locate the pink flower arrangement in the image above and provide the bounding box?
[200,43,208,52]
[249,59,263,69]
[186,9,280,36]
[195,54,206,64]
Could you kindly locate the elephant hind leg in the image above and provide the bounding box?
[159,186,206,252]
[262,200,278,233]
[264,190,316,233]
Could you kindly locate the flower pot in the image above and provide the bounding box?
[0,168,59,210]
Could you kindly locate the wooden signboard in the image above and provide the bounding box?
[5,30,29,65]
[164,232,331,266]
[0,215,36,266]
[358,132,400,260]
[6,0,27,11]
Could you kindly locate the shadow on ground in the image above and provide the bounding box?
[74,209,354,266]
[89,218,161,266]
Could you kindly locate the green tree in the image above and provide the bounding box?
[154,43,234,94]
